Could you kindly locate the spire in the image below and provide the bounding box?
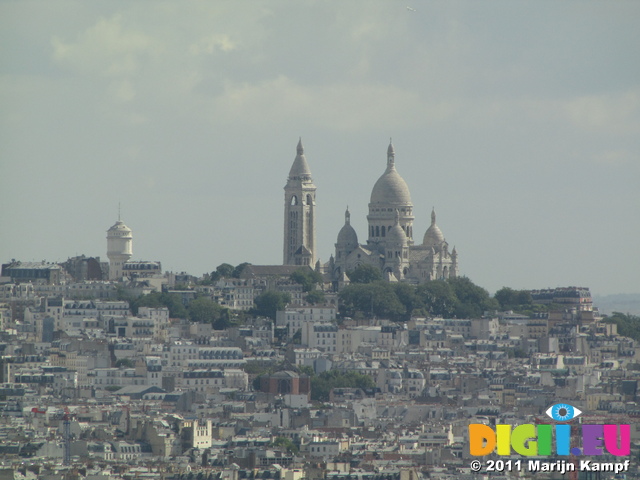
[288,138,312,179]
[345,206,351,225]
[387,139,395,168]
[431,207,436,225]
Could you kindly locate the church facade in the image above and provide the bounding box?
[283,139,458,284]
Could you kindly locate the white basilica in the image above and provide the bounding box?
[283,139,459,284]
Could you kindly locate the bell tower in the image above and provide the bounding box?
[283,138,317,266]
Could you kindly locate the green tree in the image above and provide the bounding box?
[393,282,422,321]
[415,280,459,317]
[605,312,640,341]
[305,289,325,305]
[270,437,299,454]
[297,365,315,377]
[160,293,189,319]
[131,291,188,319]
[210,263,234,281]
[494,287,533,311]
[290,268,323,292]
[447,277,499,318]
[189,296,227,325]
[253,291,291,319]
[339,282,405,320]
[115,358,135,368]
[346,264,383,284]
[232,262,251,278]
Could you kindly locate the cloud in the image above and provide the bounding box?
[210,75,461,131]
[108,79,136,102]
[188,34,236,56]
[562,90,640,135]
[593,149,634,166]
[51,14,158,77]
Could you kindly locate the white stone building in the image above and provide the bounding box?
[276,305,337,338]
[281,139,460,283]
[331,143,459,283]
[106,219,133,280]
[283,139,317,266]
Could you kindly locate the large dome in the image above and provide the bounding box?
[370,168,412,205]
[369,143,412,205]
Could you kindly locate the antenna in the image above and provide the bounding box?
[118,202,121,221]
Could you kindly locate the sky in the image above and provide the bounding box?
[1,0,639,296]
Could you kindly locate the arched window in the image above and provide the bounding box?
[290,195,298,206]
[375,226,380,237]
[306,194,312,205]
[381,226,386,237]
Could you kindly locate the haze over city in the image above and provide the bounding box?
[1,1,639,296]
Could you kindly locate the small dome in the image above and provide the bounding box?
[288,138,312,179]
[386,210,407,246]
[108,220,131,234]
[337,208,358,247]
[369,142,412,205]
[423,208,445,247]
[387,224,407,246]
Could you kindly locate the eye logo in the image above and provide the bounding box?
[545,403,582,422]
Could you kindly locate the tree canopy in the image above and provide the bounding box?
[346,264,383,284]
[447,277,499,318]
[339,281,406,321]
[189,296,230,330]
[605,312,640,341]
[340,276,506,321]
[130,291,188,319]
[209,262,252,282]
[305,290,325,305]
[290,268,323,292]
[252,290,291,319]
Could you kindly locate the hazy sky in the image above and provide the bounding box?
[1,1,639,296]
